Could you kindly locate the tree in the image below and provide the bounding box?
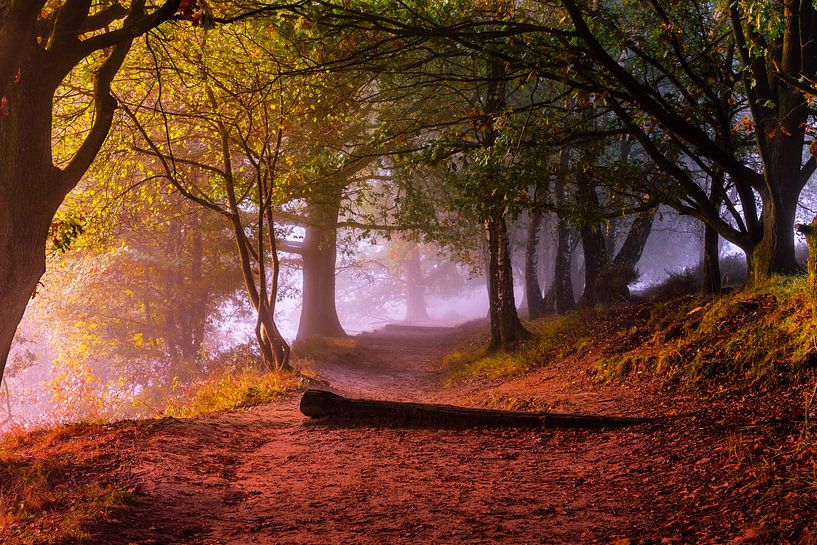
[0,0,187,385]
[119,23,309,371]
[558,0,817,280]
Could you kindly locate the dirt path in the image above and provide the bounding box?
[22,325,760,544]
[300,326,459,401]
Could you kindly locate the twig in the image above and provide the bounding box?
[0,379,13,427]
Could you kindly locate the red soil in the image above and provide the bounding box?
[2,323,810,544]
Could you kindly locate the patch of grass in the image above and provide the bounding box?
[444,310,608,382]
[0,427,134,544]
[444,347,528,382]
[163,365,302,418]
[601,276,817,384]
[447,276,817,387]
[292,336,364,365]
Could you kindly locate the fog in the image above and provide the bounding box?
[1,201,759,432]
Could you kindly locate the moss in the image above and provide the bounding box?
[450,275,817,387]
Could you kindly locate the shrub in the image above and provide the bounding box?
[162,365,301,418]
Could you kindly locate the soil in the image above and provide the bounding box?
[1,322,807,544]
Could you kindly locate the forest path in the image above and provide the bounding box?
[301,325,465,401]
[86,324,735,545]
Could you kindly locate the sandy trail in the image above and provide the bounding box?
[84,326,737,545]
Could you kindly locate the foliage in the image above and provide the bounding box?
[162,365,302,418]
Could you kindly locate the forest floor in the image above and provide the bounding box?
[1,316,815,544]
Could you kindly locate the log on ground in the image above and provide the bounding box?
[299,390,652,430]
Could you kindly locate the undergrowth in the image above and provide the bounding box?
[443,309,606,382]
[0,425,135,543]
[162,364,302,418]
[596,276,817,384]
[447,275,817,386]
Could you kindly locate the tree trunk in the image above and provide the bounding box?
[0,77,65,383]
[577,161,609,308]
[0,205,52,384]
[604,211,655,300]
[749,78,808,281]
[796,216,817,318]
[188,209,206,357]
[612,213,654,271]
[751,193,800,282]
[486,212,531,351]
[551,149,576,314]
[296,188,346,340]
[702,174,723,294]
[404,250,429,322]
[480,56,529,350]
[579,223,609,307]
[702,223,721,294]
[553,215,576,314]
[524,209,547,319]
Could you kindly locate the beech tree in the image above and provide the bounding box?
[558,0,817,280]
[0,0,189,385]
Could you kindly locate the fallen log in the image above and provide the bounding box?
[299,390,652,430]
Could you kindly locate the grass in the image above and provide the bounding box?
[0,425,135,544]
[595,276,817,384]
[291,336,365,365]
[162,364,302,418]
[445,275,817,387]
[443,308,609,383]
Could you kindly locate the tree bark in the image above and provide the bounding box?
[0,203,53,384]
[702,174,724,295]
[702,224,721,294]
[486,212,531,351]
[552,149,576,314]
[296,187,347,340]
[0,63,72,384]
[404,250,430,322]
[524,209,547,319]
[579,224,609,307]
[751,192,801,282]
